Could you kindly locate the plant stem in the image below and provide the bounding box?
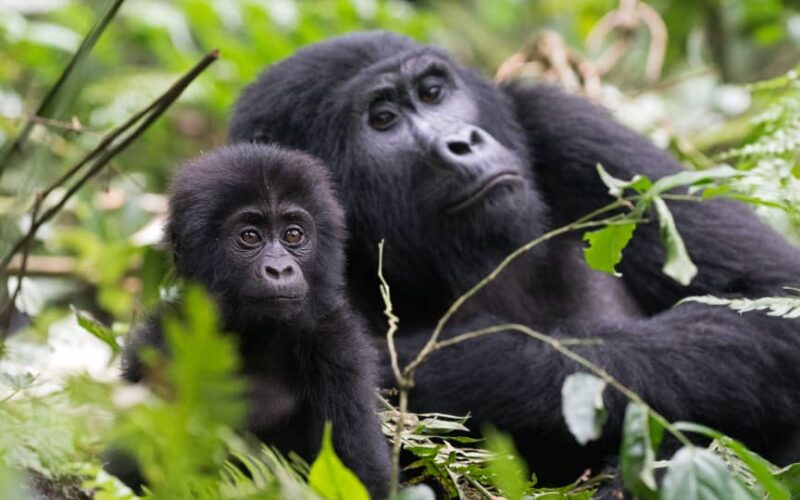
[378,240,409,496]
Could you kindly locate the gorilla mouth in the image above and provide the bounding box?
[446,172,524,213]
[265,295,304,302]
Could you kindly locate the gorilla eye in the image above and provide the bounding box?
[419,83,442,103]
[369,110,397,131]
[240,229,262,247]
[282,227,304,246]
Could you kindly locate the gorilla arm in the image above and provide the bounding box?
[540,83,800,438]
[506,83,800,456]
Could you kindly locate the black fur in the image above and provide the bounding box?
[119,144,391,497]
[229,32,800,484]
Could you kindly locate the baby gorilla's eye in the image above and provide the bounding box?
[418,83,442,103]
[240,229,262,246]
[369,110,397,131]
[282,227,304,246]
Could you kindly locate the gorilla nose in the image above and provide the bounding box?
[262,257,307,298]
[264,263,295,280]
[447,128,484,155]
[437,127,495,165]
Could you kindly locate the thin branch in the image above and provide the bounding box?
[586,0,667,82]
[24,115,101,135]
[377,240,405,496]
[6,255,76,276]
[430,323,692,447]
[378,240,404,389]
[0,194,43,330]
[404,202,631,377]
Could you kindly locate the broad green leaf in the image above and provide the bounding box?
[674,422,789,500]
[661,447,756,500]
[561,373,608,445]
[620,403,663,499]
[484,426,530,499]
[308,423,369,500]
[596,164,653,198]
[583,223,636,276]
[653,197,697,286]
[774,463,800,497]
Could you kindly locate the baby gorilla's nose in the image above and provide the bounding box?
[261,255,307,299]
[264,263,294,280]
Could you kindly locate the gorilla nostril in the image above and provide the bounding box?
[265,266,281,279]
[469,129,483,145]
[283,266,294,276]
[447,141,472,156]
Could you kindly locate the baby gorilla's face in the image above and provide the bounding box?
[221,202,316,320]
[168,144,346,328]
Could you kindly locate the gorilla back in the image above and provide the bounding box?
[120,144,390,497]
[230,32,800,484]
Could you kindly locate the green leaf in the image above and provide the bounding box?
[72,306,121,355]
[674,422,789,500]
[653,197,697,286]
[561,373,608,445]
[583,223,636,276]
[484,426,530,499]
[596,164,652,197]
[620,403,662,499]
[661,447,756,500]
[774,463,800,497]
[308,423,369,500]
[596,164,626,198]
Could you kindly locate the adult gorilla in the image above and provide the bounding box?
[230,31,800,483]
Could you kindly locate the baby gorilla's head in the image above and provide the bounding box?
[167,144,346,325]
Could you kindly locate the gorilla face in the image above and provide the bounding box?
[231,32,547,293]
[220,200,314,319]
[349,51,529,217]
[168,145,346,325]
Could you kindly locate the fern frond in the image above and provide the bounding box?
[680,295,800,319]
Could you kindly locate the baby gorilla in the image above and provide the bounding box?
[120,143,391,497]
